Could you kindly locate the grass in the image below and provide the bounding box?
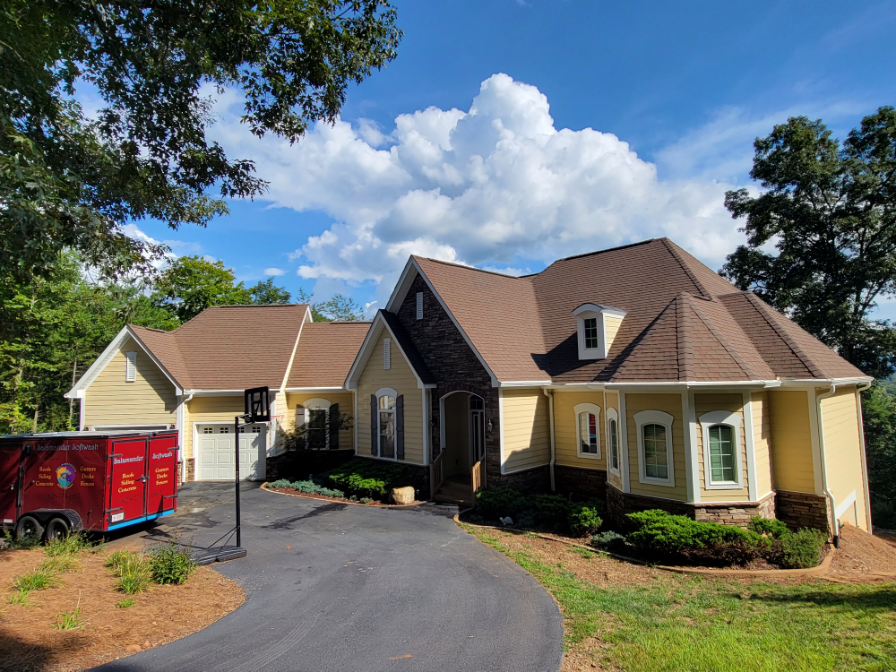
[44,532,93,558]
[40,554,80,574]
[55,608,82,630]
[12,568,57,593]
[7,589,29,605]
[106,550,152,594]
[472,529,896,672]
[116,598,136,609]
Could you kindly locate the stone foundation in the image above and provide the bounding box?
[184,458,195,482]
[495,465,551,494]
[265,449,355,482]
[554,465,608,499]
[694,493,775,526]
[775,490,830,533]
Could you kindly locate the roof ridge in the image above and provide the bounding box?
[206,304,309,309]
[688,298,760,380]
[554,238,657,263]
[414,256,528,279]
[661,238,711,300]
[742,293,825,378]
[676,294,696,381]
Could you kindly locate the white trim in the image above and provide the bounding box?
[78,397,85,431]
[742,392,759,501]
[835,490,857,520]
[498,388,506,474]
[682,393,698,502]
[125,351,137,382]
[283,387,346,393]
[344,313,431,390]
[353,389,359,456]
[573,403,602,459]
[422,388,430,466]
[634,409,675,487]
[372,388,398,460]
[303,398,333,411]
[278,305,313,392]
[497,380,554,388]
[855,383,873,530]
[91,423,172,431]
[572,304,626,361]
[807,388,824,495]
[606,407,620,476]
[192,421,267,482]
[698,410,744,490]
[619,392,630,493]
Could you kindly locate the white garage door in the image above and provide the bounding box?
[196,424,266,481]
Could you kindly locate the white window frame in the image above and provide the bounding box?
[606,408,620,476]
[383,338,391,370]
[304,398,332,450]
[573,403,602,459]
[125,351,137,382]
[634,410,675,487]
[699,410,743,490]
[572,304,627,360]
[375,387,398,460]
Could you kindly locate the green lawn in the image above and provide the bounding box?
[472,530,896,672]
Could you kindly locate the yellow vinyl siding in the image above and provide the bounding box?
[625,393,687,501]
[694,393,750,502]
[768,390,816,493]
[356,335,424,464]
[606,392,622,488]
[84,338,176,429]
[605,316,624,351]
[820,386,868,530]
[284,392,355,451]
[554,391,606,470]
[751,391,774,498]
[502,388,550,473]
[184,396,245,460]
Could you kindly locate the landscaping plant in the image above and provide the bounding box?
[55,608,82,630]
[148,545,197,585]
[319,458,411,501]
[777,528,828,569]
[107,550,152,594]
[475,487,529,519]
[268,479,345,498]
[591,531,627,552]
[116,598,136,609]
[12,568,57,593]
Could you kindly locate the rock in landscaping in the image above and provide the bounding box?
[143,641,151,649]
[391,486,415,505]
[125,645,141,653]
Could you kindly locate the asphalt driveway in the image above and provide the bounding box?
[97,482,563,672]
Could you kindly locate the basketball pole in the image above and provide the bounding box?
[234,414,242,548]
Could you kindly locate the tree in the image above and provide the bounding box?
[721,108,896,378]
[249,278,292,305]
[296,288,365,321]
[152,256,251,323]
[0,1,401,282]
[861,382,896,527]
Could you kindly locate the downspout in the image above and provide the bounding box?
[816,385,839,548]
[544,388,556,491]
[855,381,873,530]
[179,392,194,484]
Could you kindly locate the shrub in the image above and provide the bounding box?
[475,487,529,519]
[40,555,79,574]
[568,504,603,537]
[516,511,538,529]
[12,568,57,592]
[319,458,410,501]
[148,545,196,585]
[591,531,627,552]
[777,528,827,569]
[107,550,152,594]
[534,494,574,528]
[749,517,790,538]
[269,479,345,498]
[44,532,92,557]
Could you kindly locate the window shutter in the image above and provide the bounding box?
[125,351,137,382]
[295,405,305,429]
[328,403,339,450]
[396,395,405,460]
[383,338,391,369]
[416,292,423,320]
[370,395,377,455]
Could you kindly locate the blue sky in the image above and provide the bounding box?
[129,0,896,317]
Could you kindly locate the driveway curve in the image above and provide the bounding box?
[97,483,563,672]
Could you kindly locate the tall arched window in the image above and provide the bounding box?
[606,408,620,475]
[378,393,396,458]
[634,410,675,486]
[573,403,601,459]
[699,410,743,489]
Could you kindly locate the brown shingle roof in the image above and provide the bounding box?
[411,238,869,383]
[286,321,371,388]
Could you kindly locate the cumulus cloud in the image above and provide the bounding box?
[263,267,286,276]
[205,74,756,301]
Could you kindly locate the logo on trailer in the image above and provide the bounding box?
[56,463,76,489]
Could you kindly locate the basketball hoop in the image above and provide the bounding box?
[244,386,271,423]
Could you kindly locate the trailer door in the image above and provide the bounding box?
[0,443,21,528]
[146,433,178,517]
[107,438,148,528]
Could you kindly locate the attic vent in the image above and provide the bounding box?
[384,338,391,370]
[125,351,137,382]
[416,292,423,320]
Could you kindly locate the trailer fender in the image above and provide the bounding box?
[25,508,84,532]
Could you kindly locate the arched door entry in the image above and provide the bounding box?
[434,392,487,505]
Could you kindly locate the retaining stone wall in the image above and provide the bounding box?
[554,465,608,499]
[775,490,830,533]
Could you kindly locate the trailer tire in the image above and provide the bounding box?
[15,515,44,542]
[45,517,71,541]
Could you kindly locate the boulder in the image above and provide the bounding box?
[390,486,415,505]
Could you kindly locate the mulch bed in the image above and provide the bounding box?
[264,484,418,507]
[0,547,244,672]
[825,525,896,582]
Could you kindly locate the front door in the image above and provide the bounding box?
[470,396,486,494]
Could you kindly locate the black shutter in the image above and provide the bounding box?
[396,395,405,460]
[370,395,378,455]
[328,403,339,450]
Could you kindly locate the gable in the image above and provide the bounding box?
[345,311,435,390]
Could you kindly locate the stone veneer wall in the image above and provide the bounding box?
[500,465,551,494]
[554,465,608,499]
[775,490,830,533]
[184,457,195,482]
[606,485,778,530]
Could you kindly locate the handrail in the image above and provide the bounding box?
[430,449,445,499]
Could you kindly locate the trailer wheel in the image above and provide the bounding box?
[15,515,44,542]
[45,517,71,542]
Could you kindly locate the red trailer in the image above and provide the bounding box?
[0,430,179,540]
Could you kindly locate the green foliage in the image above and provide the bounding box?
[148,545,196,586]
[475,487,529,518]
[0,0,402,283]
[44,531,92,558]
[116,598,135,609]
[107,550,152,594]
[40,555,79,574]
[568,504,603,537]
[295,288,366,322]
[721,108,896,378]
[268,479,345,498]
[777,528,828,569]
[7,589,29,605]
[534,494,574,527]
[862,382,896,527]
[276,411,354,453]
[591,530,627,552]
[320,458,410,501]
[55,608,82,630]
[12,568,57,592]
[749,516,790,538]
[3,528,39,550]
[152,256,252,323]
[248,278,291,305]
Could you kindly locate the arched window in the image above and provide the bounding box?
[634,410,675,486]
[372,388,399,459]
[573,403,601,459]
[699,410,743,489]
[297,398,333,450]
[606,408,620,475]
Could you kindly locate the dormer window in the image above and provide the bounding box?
[573,303,627,360]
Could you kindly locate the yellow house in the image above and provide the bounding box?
[345,238,874,539]
[65,305,368,483]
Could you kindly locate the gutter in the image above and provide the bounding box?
[855,381,873,530]
[543,388,556,491]
[816,385,840,547]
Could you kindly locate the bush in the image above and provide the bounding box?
[44,531,92,557]
[534,494,574,528]
[591,531,627,552]
[106,550,152,594]
[12,568,56,592]
[777,528,827,569]
[319,458,410,501]
[475,487,529,519]
[148,545,196,585]
[516,510,538,529]
[268,479,345,498]
[749,517,790,538]
[568,504,603,537]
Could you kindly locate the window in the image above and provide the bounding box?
[606,408,620,475]
[572,304,627,361]
[378,394,396,458]
[203,426,214,434]
[383,338,391,370]
[573,403,601,459]
[300,399,333,450]
[583,318,599,349]
[218,426,229,434]
[699,410,743,489]
[416,292,424,320]
[634,410,675,486]
[125,351,137,382]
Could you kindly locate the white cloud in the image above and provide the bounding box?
[263,267,286,276]
[206,74,773,302]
